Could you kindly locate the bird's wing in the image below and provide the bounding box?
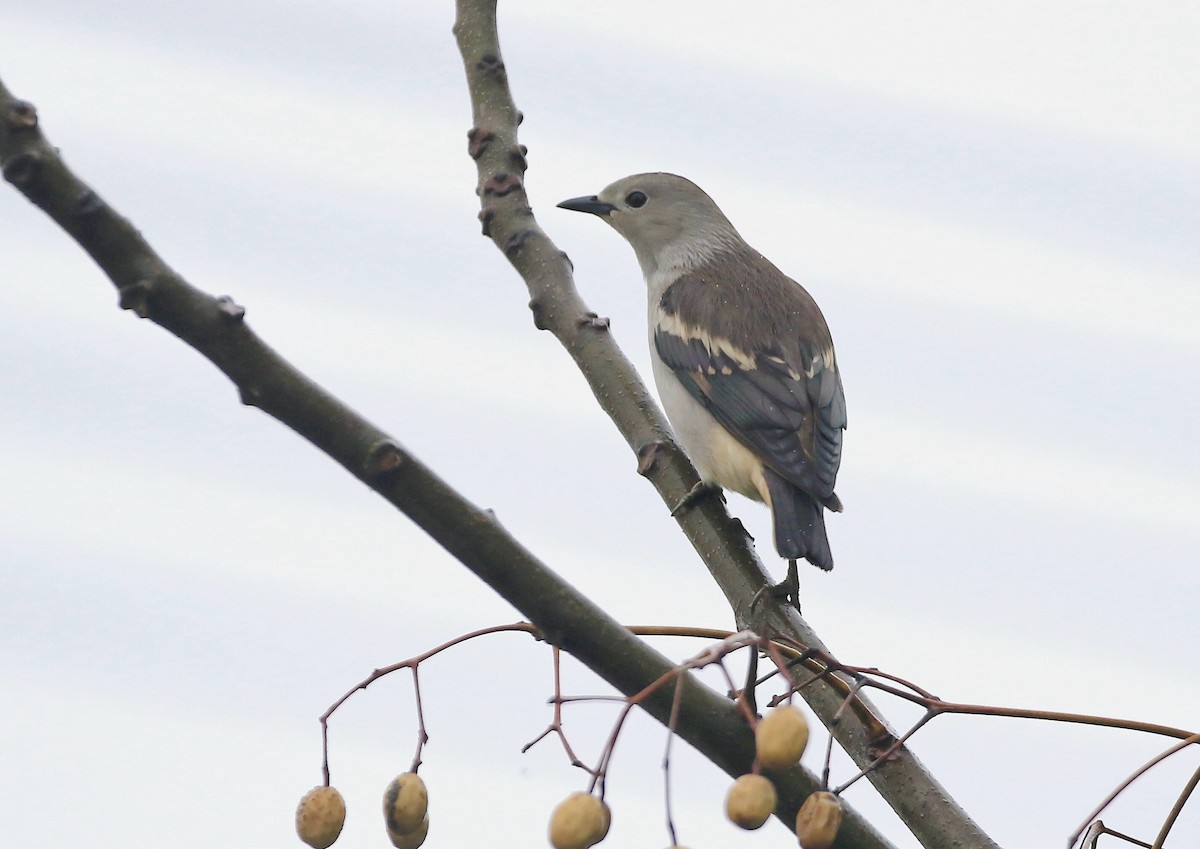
[654,263,845,505]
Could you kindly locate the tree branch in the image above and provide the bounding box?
[0,75,894,848]
[450,2,1001,847]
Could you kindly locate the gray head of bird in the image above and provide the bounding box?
[558,172,745,279]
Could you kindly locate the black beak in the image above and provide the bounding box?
[557,195,616,216]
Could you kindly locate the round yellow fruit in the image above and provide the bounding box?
[383,773,429,835]
[724,773,777,830]
[755,705,809,770]
[386,813,430,849]
[795,791,842,849]
[295,785,346,849]
[595,798,611,841]
[548,791,609,849]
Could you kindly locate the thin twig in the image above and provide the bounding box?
[408,665,429,773]
[1151,760,1200,849]
[522,647,592,771]
[1068,734,1200,848]
[319,623,540,727]
[662,669,688,847]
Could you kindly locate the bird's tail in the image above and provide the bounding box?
[763,469,834,571]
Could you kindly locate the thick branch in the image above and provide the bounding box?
[450,3,1001,848]
[0,76,893,848]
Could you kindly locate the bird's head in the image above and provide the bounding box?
[558,172,742,279]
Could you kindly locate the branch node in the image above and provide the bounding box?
[560,250,574,273]
[476,53,506,79]
[467,127,495,160]
[482,171,521,197]
[5,99,39,130]
[477,207,495,237]
[868,732,901,761]
[528,297,548,331]
[508,144,528,171]
[237,384,263,407]
[504,229,531,258]
[73,188,105,219]
[117,279,157,318]
[575,312,610,331]
[516,109,524,126]
[2,150,42,187]
[215,295,246,321]
[636,440,669,476]
[364,440,406,481]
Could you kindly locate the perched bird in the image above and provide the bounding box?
[558,173,846,607]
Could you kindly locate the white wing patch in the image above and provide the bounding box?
[807,347,836,379]
[654,307,757,371]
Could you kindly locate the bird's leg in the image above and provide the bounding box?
[748,559,802,614]
[669,480,724,516]
[769,559,802,613]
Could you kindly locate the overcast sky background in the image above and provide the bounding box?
[2,2,1198,848]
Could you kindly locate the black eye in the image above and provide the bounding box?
[625,191,647,208]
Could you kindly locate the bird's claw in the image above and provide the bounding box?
[750,559,802,614]
[669,481,723,516]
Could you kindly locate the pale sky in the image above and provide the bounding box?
[2,2,1198,848]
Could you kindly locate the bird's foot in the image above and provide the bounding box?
[751,559,802,614]
[669,481,724,516]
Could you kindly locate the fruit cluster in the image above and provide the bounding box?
[543,703,841,848]
[723,704,842,848]
[294,772,430,849]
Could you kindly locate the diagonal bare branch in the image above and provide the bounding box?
[449,2,1002,847]
[0,74,893,848]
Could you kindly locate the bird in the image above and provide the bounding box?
[558,173,846,609]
